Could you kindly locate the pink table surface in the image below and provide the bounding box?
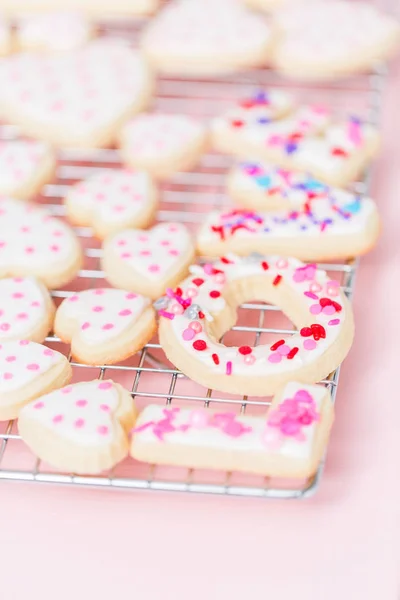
[1,64,399,600]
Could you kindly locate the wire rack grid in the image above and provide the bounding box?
[0,17,388,498]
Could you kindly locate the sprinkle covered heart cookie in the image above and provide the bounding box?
[16,11,94,52]
[119,114,207,179]
[0,140,56,200]
[54,288,156,365]
[272,1,400,80]
[102,222,196,299]
[0,341,71,420]
[0,39,153,148]
[0,197,82,288]
[0,277,55,343]
[64,169,158,239]
[19,379,136,474]
[141,0,273,76]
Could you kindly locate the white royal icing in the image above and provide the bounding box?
[0,340,65,393]
[122,114,204,160]
[67,169,153,226]
[0,277,48,341]
[108,223,193,280]
[0,39,149,138]
[18,11,92,51]
[61,288,151,345]
[0,197,79,274]
[21,380,122,446]
[0,140,51,195]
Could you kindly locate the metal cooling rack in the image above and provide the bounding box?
[0,17,389,498]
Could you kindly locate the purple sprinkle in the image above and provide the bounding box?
[257,117,270,125]
[285,142,298,154]
[226,361,232,376]
[304,291,318,300]
[328,319,340,326]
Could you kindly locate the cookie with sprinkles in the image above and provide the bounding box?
[141,0,273,76]
[0,341,71,421]
[272,1,400,80]
[0,197,82,289]
[64,169,158,239]
[19,379,136,475]
[0,39,153,148]
[102,222,196,300]
[16,11,95,52]
[0,140,56,200]
[131,382,334,480]
[118,114,207,179]
[54,288,156,365]
[157,254,354,396]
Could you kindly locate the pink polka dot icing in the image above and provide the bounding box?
[107,222,192,280]
[58,288,151,345]
[0,140,52,196]
[0,277,49,341]
[21,380,121,445]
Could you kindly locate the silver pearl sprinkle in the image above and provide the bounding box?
[245,252,265,263]
[153,296,169,310]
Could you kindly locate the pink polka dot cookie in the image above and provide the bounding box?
[131,382,333,479]
[157,254,354,396]
[0,39,153,148]
[0,340,71,421]
[18,379,136,474]
[272,1,400,80]
[0,277,55,343]
[54,288,156,365]
[0,140,56,200]
[64,169,158,239]
[0,0,159,18]
[119,114,207,179]
[0,197,82,288]
[102,222,196,300]
[141,0,273,76]
[16,11,94,52]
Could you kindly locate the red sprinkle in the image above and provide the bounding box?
[238,346,252,355]
[192,278,204,287]
[270,339,285,351]
[198,311,205,319]
[273,275,282,286]
[287,347,299,360]
[231,119,244,128]
[311,324,326,341]
[300,327,312,337]
[331,147,349,158]
[261,261,269,271]
[220,256,232,264]
[209,290,221,299]
[211,225,225,240]
[212,353,220,365]
[193,340,207,351]
[176,287,183,297]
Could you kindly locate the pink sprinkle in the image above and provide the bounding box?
[100,404,110,412]
[33,401,44,409]
[304,291,318,300]
[31,301,40,307]
[140,250,151,256]
[5,356,16,362]
[98,381,112,390]
[92,306,104,312]
[182,328,195,341]
[138,235,148,242]
[43,348,54,356]
[169,250,179,256]
[52,414,64,423]
[93,289,105,295]
[322,305,336,316]
[74,418,85,428]
[117,240,126,247]
[76,399,88,407]
[17,313,28,320]
[0,323,10,331]
[102,323,114,330]
[113,205,125,212]
[121,252,132,259]
[81,322,90,330]
[148,265,160,273]
[328,319,340,326]
[226,361,232,375]
[27,363,40,371]
[304,339,317,351]
[126,293,137,300]
[268,353,282,363]
[3,372,13,380]
[69,295,79,302]
[168,225,178,232]
[53,230,63,237]
[97,425,109,436]
[50,245,59,252]
[61,386,72,394]
[119,309,132,317]
[25,246,35,254]
[13,278,23,283]
[12,292,24,299]
[310,304,322,315]
[277,344,291,356]
[19,340,29,346]
[161,240,170,246]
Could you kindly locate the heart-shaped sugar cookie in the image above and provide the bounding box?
[0,340,71,420]
[0,197,82,288]
[102,222,196,299]
[0,39,153,147]
[19,379,136,474]
[54,288,156,365]
[64,169,158,239]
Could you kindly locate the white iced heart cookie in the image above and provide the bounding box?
[0,0,159,18]
[102,222,196,300]
[272,1,400,79]
[54,288,156,365]
[0,140,56,200]
[17,11,94,52]
[0,39,153,148]
[141,0,273,75]
[119,114,207,179]
[19,379,136,474]
[131,382,333,479]
[0,197,82,288]
[157,254,354,396]
[0,341,71,420]
[65,169,158,239]
[0,277,55,343]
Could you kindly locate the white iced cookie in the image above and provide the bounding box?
[0,341,71,420]
[19,379,136,474]
[0,140,56,200]
[0,277,55,344]
[54,288,156,365]
[0,39,153,148]
[272,1,400,80]
[119,114,207,179]
[141,0,273,76]
[17,11,94,52]
[102,222,196,300]
[65,169,158,239]
[131,382,333,479]
[157,254,354,396]
[0,197,82,288]
[0,0,159,18]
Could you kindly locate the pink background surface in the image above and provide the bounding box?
[0,65,399,600]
